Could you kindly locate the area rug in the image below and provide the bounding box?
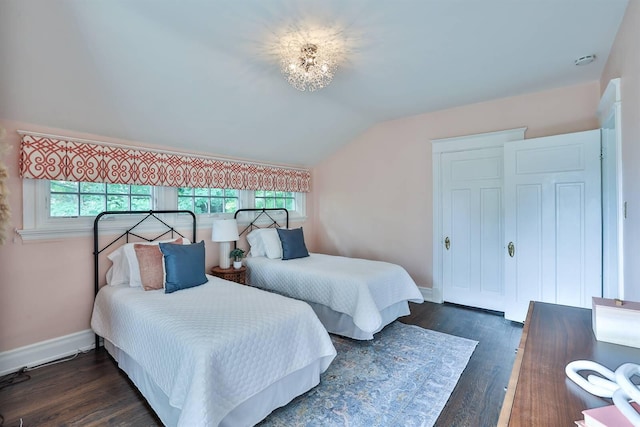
[259,321,478,427]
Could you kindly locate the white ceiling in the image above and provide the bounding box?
[0,0,628,167]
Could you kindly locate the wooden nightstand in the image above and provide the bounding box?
[210,266,246,285]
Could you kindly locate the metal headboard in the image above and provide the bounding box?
[93,210,196,349]
[233,208,289,246]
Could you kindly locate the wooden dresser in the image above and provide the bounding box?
[499,301,640,426]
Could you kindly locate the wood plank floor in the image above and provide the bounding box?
[0,302,522,427]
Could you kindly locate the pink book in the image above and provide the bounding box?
[582,403,640,427]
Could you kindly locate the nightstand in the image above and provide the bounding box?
[210,266,246,285]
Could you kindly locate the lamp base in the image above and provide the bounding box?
[219,241,231,269]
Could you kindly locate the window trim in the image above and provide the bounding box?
[18,180,307,241]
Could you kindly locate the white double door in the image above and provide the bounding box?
[442,130,602,321]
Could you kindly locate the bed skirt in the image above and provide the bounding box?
[104,340,325,426]
[307,300,410,340]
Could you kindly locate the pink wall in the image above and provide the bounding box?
[3,6,637,352]
[600,0,640,301]
[311,82,600,287]
[0,82,608,353]
[0,119,313,352]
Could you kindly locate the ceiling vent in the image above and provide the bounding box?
[574,55,596,66]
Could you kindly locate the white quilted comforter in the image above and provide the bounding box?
[91,276,336,427]
[246,253,424,334]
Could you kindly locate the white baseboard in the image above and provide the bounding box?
[0,329,95,376]
[418,286,441,303]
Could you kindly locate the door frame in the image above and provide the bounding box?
[597,78,624,299]
[431,127,526,303]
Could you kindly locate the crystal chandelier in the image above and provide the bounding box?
[280,40,339,92]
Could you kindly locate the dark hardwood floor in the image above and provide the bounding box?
[0,302,522,427]
[401,302,523,426]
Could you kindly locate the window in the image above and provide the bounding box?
[177,187,238,214]
[21,179,306,240]
[49,180,153,217]
[254,190,296,211]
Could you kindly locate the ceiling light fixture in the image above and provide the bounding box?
[279,33,341,92]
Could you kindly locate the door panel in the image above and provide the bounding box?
[450,189,472,292]
[555,183,585,307]
[480,188,502,293]
[513,184,543,311]
[442,148,504,311]
[504,130,601,322]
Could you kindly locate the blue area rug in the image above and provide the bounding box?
[260,321,478,427]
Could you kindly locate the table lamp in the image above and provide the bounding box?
[211,219,239,269]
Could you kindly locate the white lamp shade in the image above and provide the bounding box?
[211,219,240,242]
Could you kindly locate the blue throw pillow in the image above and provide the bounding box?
[277,227,309,260]
[159,240,208,293]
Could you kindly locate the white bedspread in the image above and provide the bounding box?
[91,276,336,427]
[246,253,424,334]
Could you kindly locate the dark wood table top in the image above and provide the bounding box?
[507,302,640,426]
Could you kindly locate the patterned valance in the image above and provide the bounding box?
[19,133,310,192]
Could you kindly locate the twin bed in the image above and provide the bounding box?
[237,208,424,340]
[91,209,423,426]
[91,211,336,426]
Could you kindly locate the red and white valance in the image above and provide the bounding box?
[19,133,311,192]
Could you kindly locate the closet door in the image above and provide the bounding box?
[442,148,504,311]
[503,130,602,322]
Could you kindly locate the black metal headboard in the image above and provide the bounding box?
[93,210,196,348]
[233,208,289,243]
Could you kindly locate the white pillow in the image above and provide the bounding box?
[246,228,282,258]
[261,228,283,259]
[106,237,190,286]
[106,248,129,286]
[247,229,266,257]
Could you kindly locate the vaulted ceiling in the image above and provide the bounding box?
[0,0,629,166]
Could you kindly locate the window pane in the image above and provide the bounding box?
[131,185,151,195]
[194,197,209,214]
[80,195,105,216]
[210,188,224,196]
[255,190,265,197]
[225,199,238,212]
[131,196,151,211]
[177,187,192,196]
[194,187,209,196]
[210,198,224,213]
[80,182,105,193]
[285,198,296,210]
[107,184,128,194]
[51,181,78,193]
[178,197,193,211]
[265,198,275,208]
[265,191,275,197]
[50,194,79,217]
[107,195,129,211]
[275,199,285,208]
[255,198,265,209]
[224,189,237,197]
